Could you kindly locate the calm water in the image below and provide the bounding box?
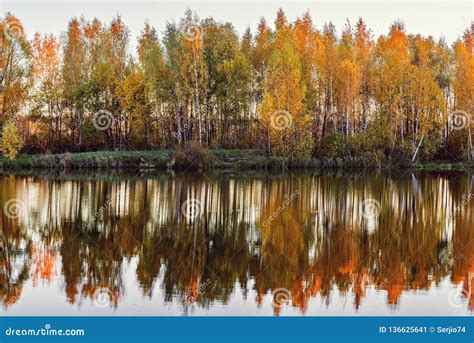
[0,170,473,316]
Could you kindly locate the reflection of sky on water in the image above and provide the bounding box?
[4,258,469,316]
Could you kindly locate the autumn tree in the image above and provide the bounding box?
[62,17,86,148]
[294,12,320,148]
[182,8,206,145]
[137,22,168,147]
[314,22,338,145]
[452,27,474,159]
[120,66,150,148]
[354,18,373,131]
[407,35,444,162]
[202,19,252,147]
[335,23,362,141]
[251,18,272,107]
[30,33,63,151]
[372,22,411,152]
[0,120,23,159]
[260,9,311,158]
[162,10,207,147]
[91,16,131,150]
[0,14,32,124]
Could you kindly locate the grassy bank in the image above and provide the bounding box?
[0,149,473,172]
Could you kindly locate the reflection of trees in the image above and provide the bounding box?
[60,220,125,307]
[0,233,31,310]
[450,175,474,311]
[0,176,32,310]
[0,172,473,313]
[254,178,313,314]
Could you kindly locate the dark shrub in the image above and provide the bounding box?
[171,141,215,169]
[444,131,469,161]
[390,145,413,167]
[418,134,442,162]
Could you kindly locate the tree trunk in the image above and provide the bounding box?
[468,126,473,160]
[192,52,202,145]
[412,134,425,163]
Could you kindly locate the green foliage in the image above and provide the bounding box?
[293,134,313,160]
[419,133,443,162]
[318,133,346,158]
[349,113,392,154]
[0,121,24,160]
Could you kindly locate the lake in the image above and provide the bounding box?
[0,170,473,316]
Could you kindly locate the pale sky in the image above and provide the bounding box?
[1,0,473,49]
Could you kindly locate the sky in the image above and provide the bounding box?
[1,0,473,49]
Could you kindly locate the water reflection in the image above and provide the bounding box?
[0,171,473,315]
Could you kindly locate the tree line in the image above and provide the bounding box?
[0,9,473,163]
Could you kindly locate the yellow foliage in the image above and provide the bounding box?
[260,25,311,158]
[0,121,24,160]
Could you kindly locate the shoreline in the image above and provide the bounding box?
[0,149,472,173]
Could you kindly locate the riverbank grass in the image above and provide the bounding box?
[0,149,472,172]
